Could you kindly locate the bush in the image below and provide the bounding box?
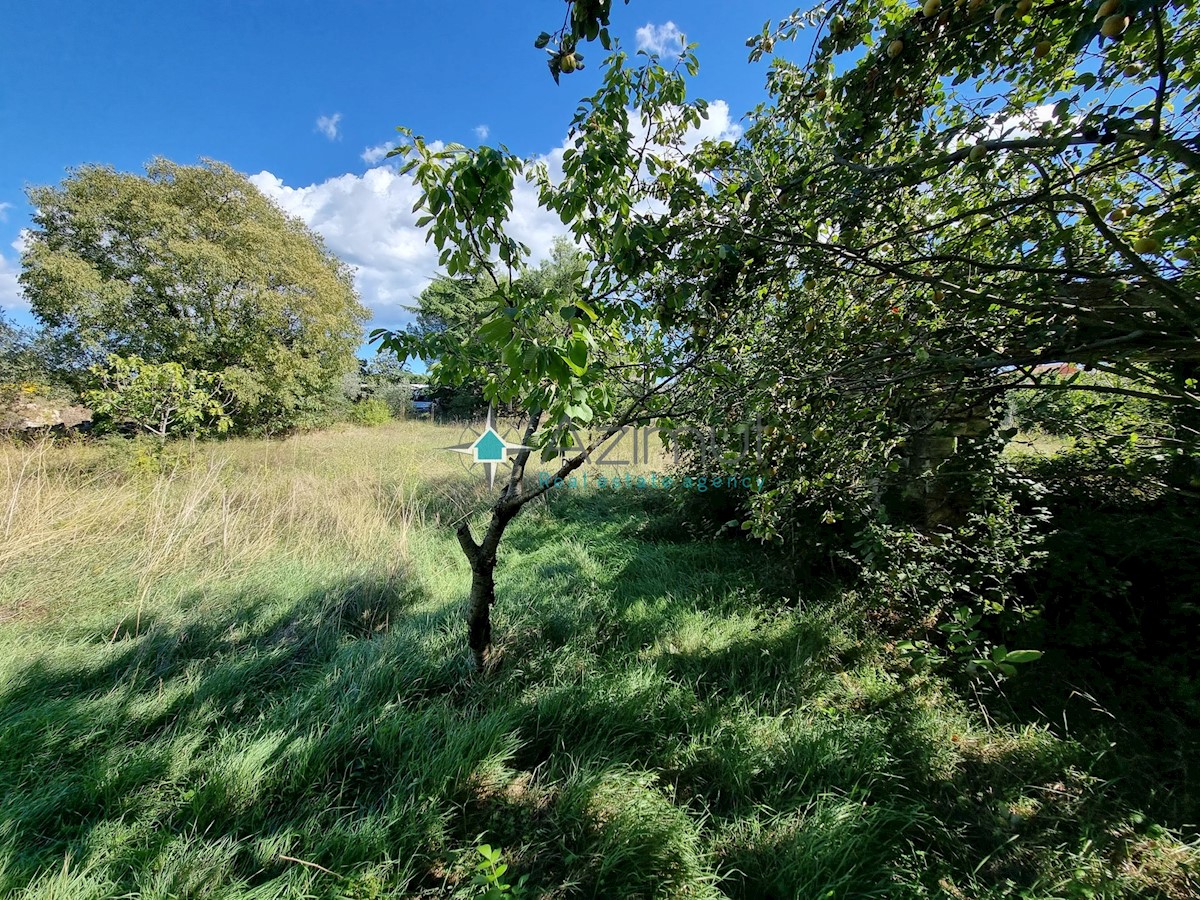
[349,397,392,426]
[99,433,199,476]
[855,467,1051,675]
[373,383,414,420]
[85,355,231,438]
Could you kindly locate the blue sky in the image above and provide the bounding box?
[0,1,792,337]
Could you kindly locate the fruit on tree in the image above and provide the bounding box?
[1101,14,1130,37]
[994,4,1012,23]
[923,0,941,16]
[1095,0,1119,20]
[969,144,988,162]
[888,39,905,58]
[1133,236,1161,254]
[560,52,578,73]
[1017,0,1032,13]
[1033,39,1052,58]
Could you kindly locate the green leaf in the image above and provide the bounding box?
[566,339,588,374]
[1002,650,1043,665]
[565,401,594,423]
[476,318,513,344]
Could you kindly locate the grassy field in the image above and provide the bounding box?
[1,423,1197,898]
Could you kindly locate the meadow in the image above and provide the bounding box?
[0,423,1196,898]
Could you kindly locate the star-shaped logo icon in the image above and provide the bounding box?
[445,407,535,488]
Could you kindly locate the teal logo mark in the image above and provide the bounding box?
[446,408,534,488]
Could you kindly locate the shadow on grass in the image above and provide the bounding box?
[1,487,1191,898]
[994,461,1200,834]
[0,569,505,897]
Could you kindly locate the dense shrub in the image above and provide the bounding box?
[349,397,392,426]
[373,383,414,420]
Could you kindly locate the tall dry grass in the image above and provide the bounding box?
[0,421,486,628]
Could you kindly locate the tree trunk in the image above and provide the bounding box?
[893,386,1001,530]
[449,406,649,670]
[465,554,497,671]
[457,506,517,672]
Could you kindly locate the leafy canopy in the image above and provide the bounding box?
[21,158,369,431]
[85,354,231,438]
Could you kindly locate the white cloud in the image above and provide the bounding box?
[983,103,1057,141]
[315,113,343,141]
[250,102,740,331]
[249,164,565,331]
[0,236,27,313]
[0,202,11,223]
[474,124,490,140]
[684,99,742,149]
[636,21,685,57]
[361,140,398,164]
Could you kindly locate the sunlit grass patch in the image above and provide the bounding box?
[0,424,1196,897]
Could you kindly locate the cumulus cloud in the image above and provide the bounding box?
[474,124,490,140]
[249,165,565,332]
[361,140,398,164]
[683,98,742,149]
[0,202,11,223]
[315,113,343,141]
[251,101,741,331]
[636,21,685,57]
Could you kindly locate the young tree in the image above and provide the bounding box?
[20,158,369,432]
[372,56,716,668]
[84,354,231,438]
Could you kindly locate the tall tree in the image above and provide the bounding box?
[546,0,1200,460]
[20,158,369,431]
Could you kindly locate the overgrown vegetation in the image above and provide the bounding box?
[2,0,1199,894]
[2,424,1196,898]
[18,158,369,434]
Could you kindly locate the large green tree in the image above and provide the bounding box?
[382,0,1200,663]
[549,0,1200,464]
[20,158,369,431]
[516,0,1200,662]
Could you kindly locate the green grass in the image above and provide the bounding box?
[0,424,1196,898]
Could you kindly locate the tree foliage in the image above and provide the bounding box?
[372,62,719,665]
[525,0,1200,505]
[20,158,369,432]
[381,0,1200,662]
[85,354,231,438]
